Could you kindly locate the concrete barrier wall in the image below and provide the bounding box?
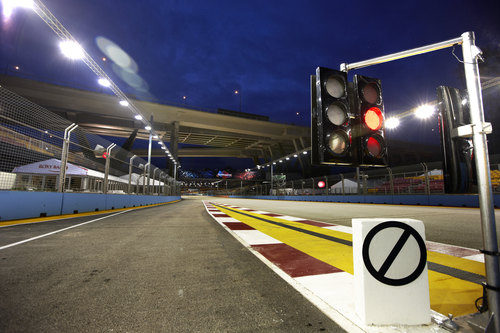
[0,191,181,221]
[228,194,500,208]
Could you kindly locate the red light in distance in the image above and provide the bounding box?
[364,107,383,131]
[102,152,108,159]
[317,181,326,188]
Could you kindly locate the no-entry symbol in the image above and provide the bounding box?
[362,221,427,286]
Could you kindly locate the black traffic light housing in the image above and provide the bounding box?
[312,67,357,165]
[352,74,387,167]
[437,86,473,193]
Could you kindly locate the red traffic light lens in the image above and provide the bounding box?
[317,181,326,188]
[366,136,384,158]
[325,75,345,98]
[102,152,109,159]
[364,107,383,131]
[326,130,349,155]
[362,82,379,104]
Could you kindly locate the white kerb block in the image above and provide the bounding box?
[352,218,430,326]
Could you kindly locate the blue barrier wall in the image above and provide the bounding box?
[0,191,181,221]
[228,194,500,208]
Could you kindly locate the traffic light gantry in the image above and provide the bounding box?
[312,66,387,167]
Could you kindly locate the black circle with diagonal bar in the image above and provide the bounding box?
[362,221,427,286]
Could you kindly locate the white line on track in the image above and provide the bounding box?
[0,210,130,251]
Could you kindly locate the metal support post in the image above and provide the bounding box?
[462,31,500,331]
[143,163,149,194]
[153,168,158,194]
[325,176,328,195]
[421,163,430,195]
[103,143,116,194]
[341,174,345,196]
[270,164,274,195]
[128,155,137,194]
[58,123,77,192]
[387,168,394,196]
[146,116,153,194]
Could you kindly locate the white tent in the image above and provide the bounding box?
[330,178,358,194]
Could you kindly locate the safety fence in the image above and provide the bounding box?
[200,161,500,197]
[0,85,179,195]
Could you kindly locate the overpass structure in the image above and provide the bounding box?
[0,75,310,164]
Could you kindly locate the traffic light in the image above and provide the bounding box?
[312,67,357,165]
[437,86,473,193]
[352,74,387,167]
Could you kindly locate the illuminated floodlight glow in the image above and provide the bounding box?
[415,104,435,119]
[161,146,166,150]
[145,125,152,131]
[59,40,84,60]
[294,154,298,157]
[279,160,283,163]
[119,100,129,107]
[98,78,111,87]
[303,151,308,155]
[2,0,34,20]
[134,114,143,120]
[385,117,400,129]
[462,99,468,106]
[153,135,158,139]
[273,162,276,165]
[286,157,290,160]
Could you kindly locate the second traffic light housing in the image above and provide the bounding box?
[353,74,387,167]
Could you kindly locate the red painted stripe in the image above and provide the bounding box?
[223,222,255,230]
[212,213,231,217]
[426,242,479,257]
[252,243,342,278]
[262,213,283,217]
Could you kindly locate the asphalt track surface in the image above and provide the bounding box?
[0,198,344,332]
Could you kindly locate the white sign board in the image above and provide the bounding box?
[352,218,430,325]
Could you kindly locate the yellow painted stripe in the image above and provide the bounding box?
[0,200,181,228]
[215,205,484,317]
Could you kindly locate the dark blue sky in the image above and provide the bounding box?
[1,0,499,170]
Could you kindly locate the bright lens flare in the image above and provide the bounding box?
[385,117,400,129]
[415,104,435,119]
[98,78,111,87]
[2,0,34,20]
[59,40,84,60]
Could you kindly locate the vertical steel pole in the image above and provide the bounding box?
[143,163,149,194]
[462,31,500,330]
[128,155,137,194]
[103,143,115,195]
[341,174,345,195]
[270,164,274,195]
[146,116,153,194]
[58,124,77,192]
[325,176,328,195]
[153,168,158,194]
[387,168,394,196]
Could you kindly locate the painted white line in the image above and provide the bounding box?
[463,254,485,263]
[232,230,282,245]
[0,210,130,251]
[214,218,241,223]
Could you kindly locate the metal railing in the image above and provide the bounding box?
[0,85,180,195]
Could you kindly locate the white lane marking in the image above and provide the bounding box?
[0,210,130,251]
[232,230,282,245]
[463,254,485,263]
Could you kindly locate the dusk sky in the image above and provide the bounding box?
[1,0,499,170]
